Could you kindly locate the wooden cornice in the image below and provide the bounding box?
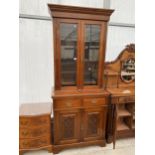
[48,4,114,21]
[106,43,135,65]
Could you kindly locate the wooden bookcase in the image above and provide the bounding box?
[48,4,114,153]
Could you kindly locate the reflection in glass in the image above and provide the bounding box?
[121,58,135,83]
[60,23,77,86]
[84,25,100,85]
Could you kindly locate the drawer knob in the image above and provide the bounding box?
[23,142,29,146]
[92,99,97,104]
[22,131,28,136]
[66,102,72,107]
[21,121,28,125]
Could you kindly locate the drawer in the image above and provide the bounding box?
[54,99,81,109]
[111,96,135,104]
[19,126,50,138]
[119,96,134,103]
[19,136,50,149]
[83,98,106,107]
[20,115,50,128]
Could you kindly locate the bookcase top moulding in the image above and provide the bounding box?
[48,4,114,21]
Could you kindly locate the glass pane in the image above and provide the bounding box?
[60,23,77,86]
[84,25,100,85]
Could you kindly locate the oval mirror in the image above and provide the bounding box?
[121,58,135,83]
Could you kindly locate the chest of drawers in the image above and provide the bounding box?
[19,103,52,155]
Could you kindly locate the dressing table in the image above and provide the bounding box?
[103,44,135,148]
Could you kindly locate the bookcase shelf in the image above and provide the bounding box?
[116,103,134,132]
[117,117,131,131]
[117,104,132,117]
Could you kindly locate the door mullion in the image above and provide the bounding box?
[78,20,85,89]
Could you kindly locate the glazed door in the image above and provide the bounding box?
[81,21,106,88]
[54,19,81,89]
[54,19,107,89]
[54,109,81,145]
[83,107,107,141]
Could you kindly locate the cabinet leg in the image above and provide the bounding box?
[53,147,61,154]
[106,135,113,144]
[47,146,53,153]
[19,151,23,155]
[113,141,116,149]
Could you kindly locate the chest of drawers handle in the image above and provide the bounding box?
[21,121,28,126]
[66,102,72,107]
[22,131,28,136]
[91,99,97,104]
[23,142,29,146]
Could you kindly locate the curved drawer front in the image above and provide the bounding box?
[83,98,106,107]
[19,136,50,149]
[20,115,50,128]
[54,99,81,109]
[20,126,50,138]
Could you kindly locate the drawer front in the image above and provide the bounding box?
[83,98,106,107]
[20,115,50,128]
[19,126,50,138]
[112,96,135,104]
[19,136,50,149]
[54,99,81,109]
[118,96,134,103]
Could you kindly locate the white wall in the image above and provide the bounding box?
[19,0,135,103]
[19,19,54,102]
[106,0,135,60]
[110,0,135,24]
[19,0,104,17]
[106,26,135,61]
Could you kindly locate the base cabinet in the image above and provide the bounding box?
[83,107,107,141]
[53,96,108,153]
[54,110,81,145]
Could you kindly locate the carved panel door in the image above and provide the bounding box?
[83,107,107,141]
[54,109,81,145]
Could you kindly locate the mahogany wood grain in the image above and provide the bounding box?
[48,4,114,90]
[48,4,114,22]
[48,4,114,153]
[19,103,52,155]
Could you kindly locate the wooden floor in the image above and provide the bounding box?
[24,138,135,155]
